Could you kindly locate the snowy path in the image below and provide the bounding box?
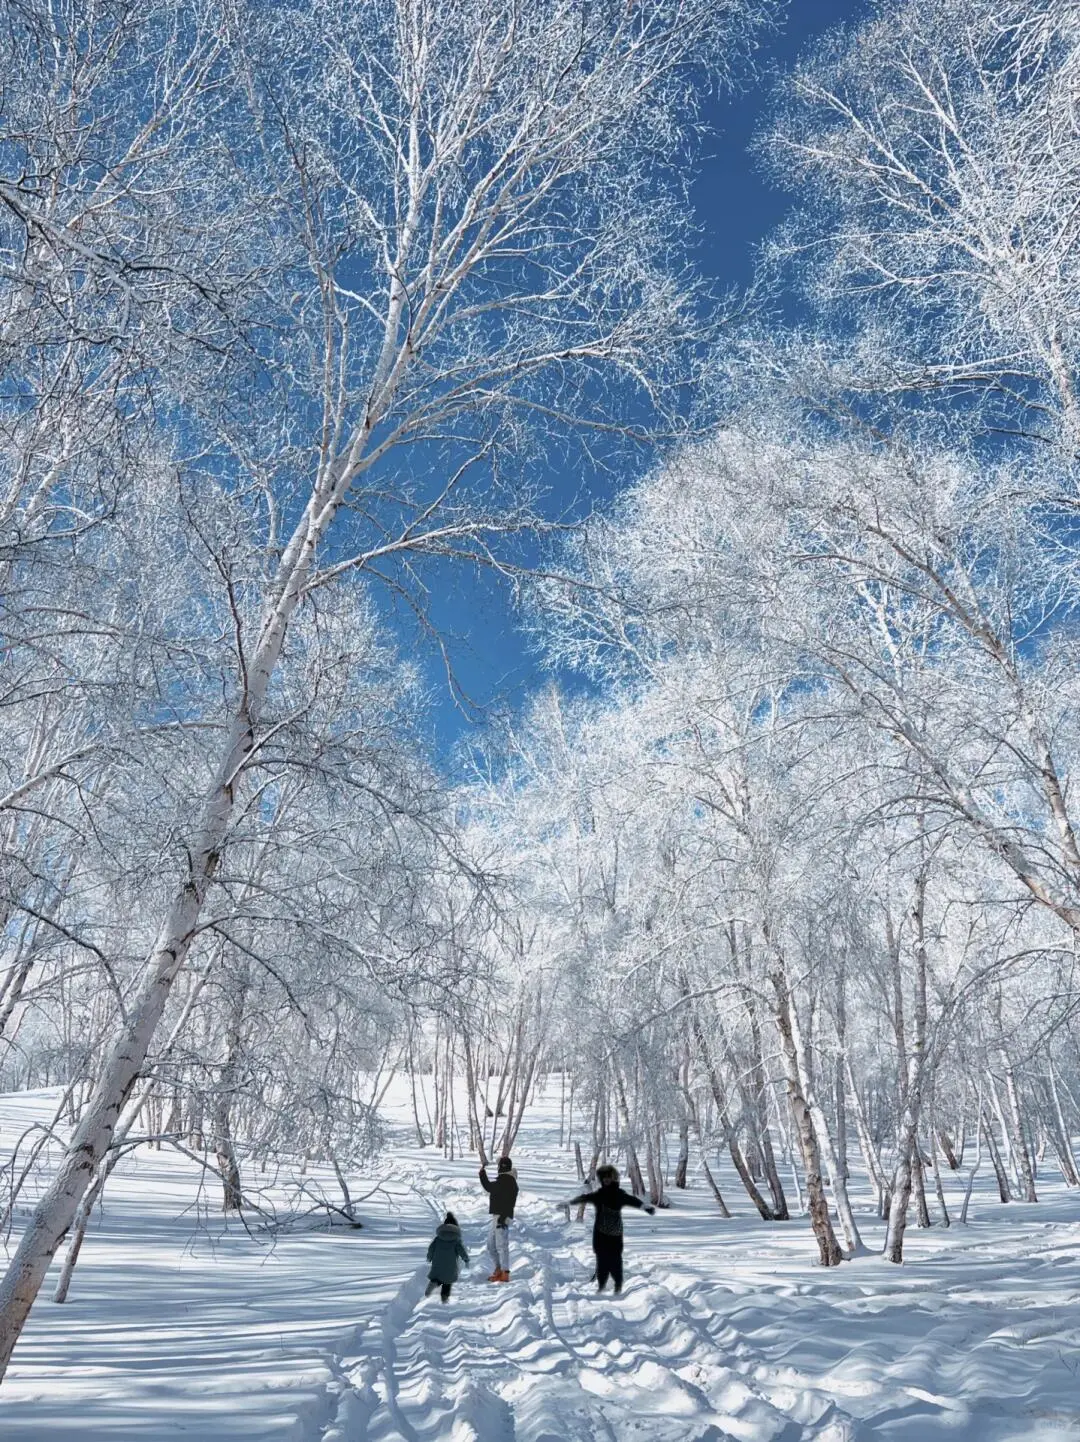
[5,1086,1080,1440]
[317,1150,1080,1442]
[325,1219,831,1442]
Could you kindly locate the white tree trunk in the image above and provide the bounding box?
[787,992,865,1256]
[773,974,842,1266]
[958,1111,983,1226]
[844,1055,888,1214]
[1047,1061,1080,1186]
[0,529,311,1372]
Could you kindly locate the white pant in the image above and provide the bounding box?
[487,1218,510,1271]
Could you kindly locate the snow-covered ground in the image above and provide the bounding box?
[3,1082,1080,1440]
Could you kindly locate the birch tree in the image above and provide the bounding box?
[0,0,773,1370]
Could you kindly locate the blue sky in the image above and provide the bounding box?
[423,0,864,760]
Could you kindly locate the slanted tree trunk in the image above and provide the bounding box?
[999,1040,1037,1202]
[578,1092,605,1222]
[686,1096,731,1218]
[212,964,248,1214]
[488,1023,516,1155]
[845,1056,889,1215]
[688,996,777,1220]
[773,972,842,1266]
[981,1106,1012,1203]
[769,1075,805,1214]
[787,985,864,1255]
[986,1071,1016,1187]
[955,1097,968,1168]
[958,1106,983,1225]
[0,756,244,1370]
[501,997,543,1158]
[53,967,210,1305]
[743,988,789,1219]
[884,1133,915,1264]
[1046,1062,1080,1185]
[0,930,38,1044]
[613,1070,645,1196]
[0,331,419,1352]
[51,1167,105,1307]
[938,1130,960,1170]
[759,1118,789,1219]
[462,1032,489,1168]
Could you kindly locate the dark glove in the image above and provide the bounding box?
[646,1206,656,1215]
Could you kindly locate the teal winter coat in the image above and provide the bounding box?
[427,1221,469,1285]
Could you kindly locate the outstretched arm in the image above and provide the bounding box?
[567,1190,597,1207]
[621,1190,656,1214]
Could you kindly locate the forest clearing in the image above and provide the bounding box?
[3,0,1080,1434]
[4,1081,1080,1441]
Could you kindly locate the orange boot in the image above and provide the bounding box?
[487,1267,506,1282]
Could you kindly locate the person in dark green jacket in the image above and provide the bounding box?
[425,1212,469,1303]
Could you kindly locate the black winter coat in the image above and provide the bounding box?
[479,1167,518,1221]
[427,1221,469,1284]
[569,1183,649,1243]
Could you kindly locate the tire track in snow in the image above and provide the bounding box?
[537,1237,809,1442]
[320,1271,424,1442]
[321,1211,860,1442]
[322,1256,522,1441]
[314,1150,875,1442]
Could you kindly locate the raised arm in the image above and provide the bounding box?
[479,1167,492,1193]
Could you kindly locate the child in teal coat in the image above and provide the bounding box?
[425,1212,469,1303]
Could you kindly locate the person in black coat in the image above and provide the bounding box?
[425,1211,469,1303]
[479,1155,518,1281]
[568,1163,655,1294]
